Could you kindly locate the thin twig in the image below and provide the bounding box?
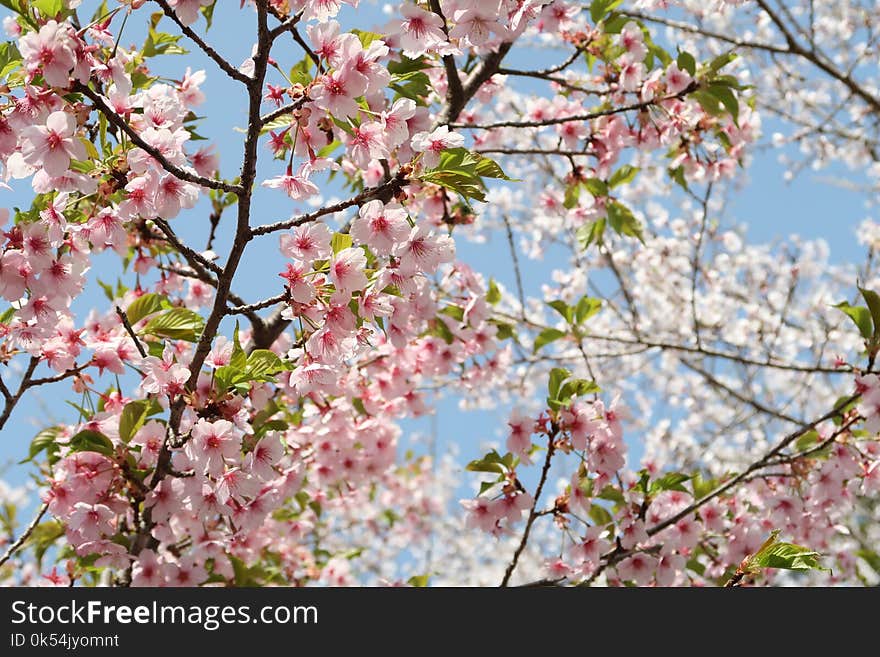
[501,430,557,587]
[115,306,148,359]
[0,503,48,568]
[153,0,251,84]
[75,82,240,194]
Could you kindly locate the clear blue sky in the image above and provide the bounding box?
[0,2,869,498]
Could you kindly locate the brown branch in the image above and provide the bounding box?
[0,357,39,431]
[152,218,223,277]
[644,395,859,538]
[228,293,287,315]
[752,0,880,114]
[428,0,464,120]
[0,503,48,568]
[74,82,241,194]
[681,359,806,427]
[152,0,251,84]
[135,0,277,560]
[115,306,148,359]
[260,95,310,127]
[437,42,514,127]
[500,429,557,587]
[453,84,699,130]
[250,169,409,236]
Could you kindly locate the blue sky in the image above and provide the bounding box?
[0,1,870,500]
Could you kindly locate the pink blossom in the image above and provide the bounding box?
[411,125,465,169]
[185,419,242,477]
[329,246,369,295]
[262,164,320,200]
[167,0,213,26]
[389,5,448,57]
[393,225,456,274]
[350,200,410,256]
[18,20,77,87]
[312,64,368,119]
[20,111,85,177]
[279,222,333,264]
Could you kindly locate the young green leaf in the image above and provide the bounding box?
[68,430,115,457]
[533,328,566,353]
[833,301,873,340]
[142,307,205,342]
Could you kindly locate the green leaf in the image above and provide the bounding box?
[575,297,602,324]
[466,450,508,474]
[125,293,169,326]
[564,183,582,210]
[857,549,880,575]
[547,300,573,324]
[858,286,880,339]
[576,218,606,248]
[439,305,465,321]
[22,427,60,464]
[693,89,726,118]
[331,232,353,254]
[668,165,689,192]
[533,328,566,353]
[387,55,432,76]
[708,52,738,74]
[589,505,613,526]
[649,472,692,495]
[491,319,517,343]
[746,531,827,573]
[407,574,430,587]
[795,430,820,452]
[0,41,21,81]
[676,50,697,77]
[119,399,162,444]
[548,367,570,400]
[707,83,739,123]
[590,0,623,24]
[230,323,247,371]
[432,317,456,345]
[352,29,383,48]
[691,473,718,499]
[68,430,115,457]
[26,520,64,565]
[558,378,601,402]
[32,0,64,17]
[143,30,188,58]
[606,201,643,241]
[143,307,205,342]
[582,178,608,197]
[418,148,488,203]
[608,165,639,188]
[486,278,502,305]
[352,397,368,416]
[201,0,217,29]
[597,485,625,505]
[833,301,873,340]
[245,350,289,380]
[474,155,515,181]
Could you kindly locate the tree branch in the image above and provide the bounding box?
[152,0,251,84]
[0,503,48,568]
[75,82,241,194]
[501,429,557,587]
